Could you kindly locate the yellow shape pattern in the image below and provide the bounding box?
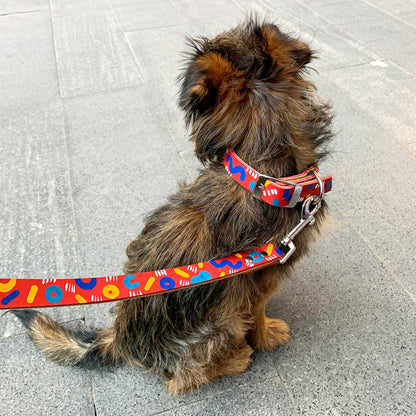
[103,284,120,299]
[27,285,38,304]
[75,294,87,304]
[145,276,155,291]
[267,243,274,256]
[174,268,190,278]
[0,279,16,292]
[220,272,226,277]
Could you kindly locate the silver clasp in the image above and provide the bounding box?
[279,171,324,264]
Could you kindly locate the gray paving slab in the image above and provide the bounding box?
[171,0,245,30]
[297,0,416,75]
[125,25,194,153]
[0,102,85,335]
[0,10,59,115]
[158,377,294,415]
[178,150,202,181]
[52,11,143,98]
[360,0,416,24]
[110,0,190,33]
[50,0,111,18]
[311,63,416,296]
[0,0,48,15]
[268,220,416,415]
[0,332,94,416]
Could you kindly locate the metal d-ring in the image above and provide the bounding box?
[312,170,324,203]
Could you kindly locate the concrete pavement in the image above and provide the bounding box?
[1,0,415,414]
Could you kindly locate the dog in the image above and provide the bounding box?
[13,18,333,394]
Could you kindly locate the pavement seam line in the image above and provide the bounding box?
[59,102,84,304]
[106,0,146,82]
[89,370,100,416]
[0,9,45,17]
[156,112,193,174]
[360,0,416,30]
[123,24,183,34]
[48,0,84,315]
[47,0,66,98]
[275,372,300,415]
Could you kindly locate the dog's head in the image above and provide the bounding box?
[179,19,332,172]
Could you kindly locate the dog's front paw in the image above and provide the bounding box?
[252,318,290,352]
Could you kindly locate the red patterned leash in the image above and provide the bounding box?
[0,243,285,309]
[0,151,332,309]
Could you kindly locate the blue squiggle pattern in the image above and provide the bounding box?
[75,278,97,290]
[226,155,246,181]
[0,290,20,305]
[210,259,243,269]
[283,189,292,201]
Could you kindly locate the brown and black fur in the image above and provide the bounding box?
[13,18,333,394]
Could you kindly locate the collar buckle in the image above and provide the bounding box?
[253,174,302,208]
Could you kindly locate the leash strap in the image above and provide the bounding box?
[224,149,332,207]
[1,150,332,310]
[0,244,285,309]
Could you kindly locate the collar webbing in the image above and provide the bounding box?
[223,149,332,207]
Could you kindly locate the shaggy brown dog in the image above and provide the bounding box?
[14,19,333,394]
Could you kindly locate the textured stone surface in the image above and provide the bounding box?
[50,0,110,18]
[1,0,415,415]
[0,11,59,115]
[312,62,416,295]
[0,333,94,416]
[269,221,416,415]
[0,0,48,14]
[52,12,143,97]
[92,352,286,416]
[0,103,85,332]
[110,0,189,33]
[296,0,416,75]
[157,377,294,415]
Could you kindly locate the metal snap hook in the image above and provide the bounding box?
[279,170,325,264]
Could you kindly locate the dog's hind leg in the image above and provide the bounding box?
[165,315,253,395]
[166,340,253,395]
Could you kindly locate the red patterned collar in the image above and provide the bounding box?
[223,149,332,208]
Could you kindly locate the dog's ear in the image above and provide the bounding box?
[288,41,313,68]
[260,24,313,69]
[179,50,237,125]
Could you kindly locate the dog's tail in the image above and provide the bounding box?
[12,310,121,368]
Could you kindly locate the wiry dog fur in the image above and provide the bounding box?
[13,19,333,395]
